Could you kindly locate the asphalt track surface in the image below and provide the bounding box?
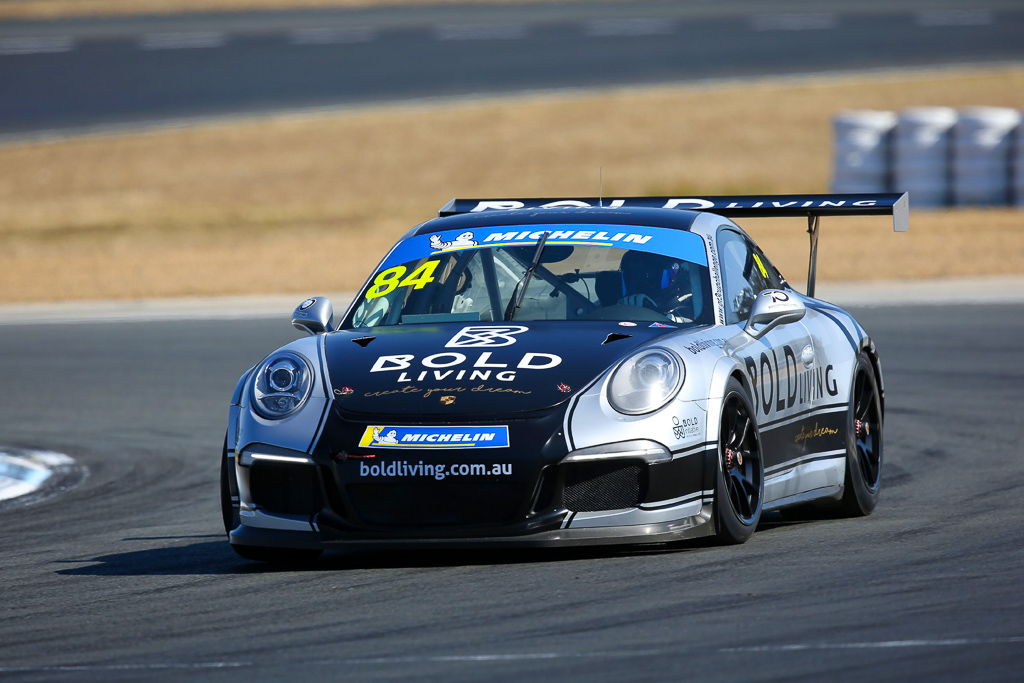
[0,303,1021,680]
[1,0,1023,136]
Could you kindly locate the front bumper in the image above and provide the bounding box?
[230,506,715,550]
[230,406,718,550]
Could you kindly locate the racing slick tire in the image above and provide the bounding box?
[713,378,764,544]
[220,442,323,564]
[836,354,883,516]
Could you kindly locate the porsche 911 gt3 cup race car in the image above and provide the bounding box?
[220,192,908,562]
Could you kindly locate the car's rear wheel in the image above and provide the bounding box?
[836,355,883,516]
[220,439,322,564]
[714,378,764,544]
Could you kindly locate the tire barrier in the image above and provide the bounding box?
[831,110,897,195]
[832,107,1023,207]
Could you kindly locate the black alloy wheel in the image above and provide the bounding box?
[714,378,764,544]
[837,354,883,516]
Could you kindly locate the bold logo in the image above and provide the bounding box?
[743,344,839,416]
[369,350,561,383]
[672,415,701,439]
[299,297,316,310]
[358,425,510,449]
[445,325,528,348]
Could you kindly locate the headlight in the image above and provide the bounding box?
[607,346,684,415]
[251,351,314,419]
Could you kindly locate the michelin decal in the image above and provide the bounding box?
[429,232,478,251]
[359,425,511,449]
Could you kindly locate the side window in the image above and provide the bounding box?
[717,228,783,324]
[749,243,786,291]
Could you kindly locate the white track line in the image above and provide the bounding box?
[1,279,1023,326]
[434,24,527,41]
[750,13,838,31]
[139,32,226,50]
[0,36,75,55]
[916,9,993,27]
[583,18,675,37]
[723,636,1024,652]
[288,27,377,45]
[3,637,1023,672]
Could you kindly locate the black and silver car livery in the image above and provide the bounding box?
[221,193,908,561]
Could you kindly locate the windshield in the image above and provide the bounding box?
[346,223,713,327]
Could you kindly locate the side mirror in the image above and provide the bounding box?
[291,297,334,336]
[743,289,805,340]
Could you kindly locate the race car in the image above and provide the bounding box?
[220,192,908,562]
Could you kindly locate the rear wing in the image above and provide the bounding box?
[438,193,909,297]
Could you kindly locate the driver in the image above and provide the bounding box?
[618,250,671,311]
[618,251,696,321]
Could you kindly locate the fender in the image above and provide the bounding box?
[702,354,753,465]
[227,366,255,455]
[859,336,885,415]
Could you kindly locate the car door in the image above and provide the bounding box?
[717,227,813,503]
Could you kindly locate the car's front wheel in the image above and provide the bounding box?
[713,378,764,544]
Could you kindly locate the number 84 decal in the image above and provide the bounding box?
[365,260,440,299]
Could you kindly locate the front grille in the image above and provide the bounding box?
[249,462,322,515]
[563,461,646,512]
[346,482,526,527]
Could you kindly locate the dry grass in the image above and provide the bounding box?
[0,0,581,21]
[1,65,1022,303]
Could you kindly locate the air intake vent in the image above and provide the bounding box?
[563,461,646,512]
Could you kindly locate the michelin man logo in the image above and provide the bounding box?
[372,427,400,445]
[429,232,477,251]
[445,325,529,348]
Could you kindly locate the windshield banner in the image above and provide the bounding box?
[377,224,709,270]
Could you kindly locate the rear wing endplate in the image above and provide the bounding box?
[438,193,909,297]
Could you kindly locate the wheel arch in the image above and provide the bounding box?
[703,355,757,458]
[859,338,885,417]
[226,366,255,455]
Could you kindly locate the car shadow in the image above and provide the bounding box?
[54,534,725,577]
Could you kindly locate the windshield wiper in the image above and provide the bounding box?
[504,231,550,320]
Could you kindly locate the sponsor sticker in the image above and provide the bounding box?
[794,422,840,443]
[374,223,709,272]
[359,425,510,449]
[445,325,527,348]
[672,415,701,439]
[649,322,676,328]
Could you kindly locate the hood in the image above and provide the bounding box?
[324,321,689,417]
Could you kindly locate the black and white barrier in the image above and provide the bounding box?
[0,448,77,503]
[832,107,1023,207]
[831,110,896,195]
[894,107,956,208]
